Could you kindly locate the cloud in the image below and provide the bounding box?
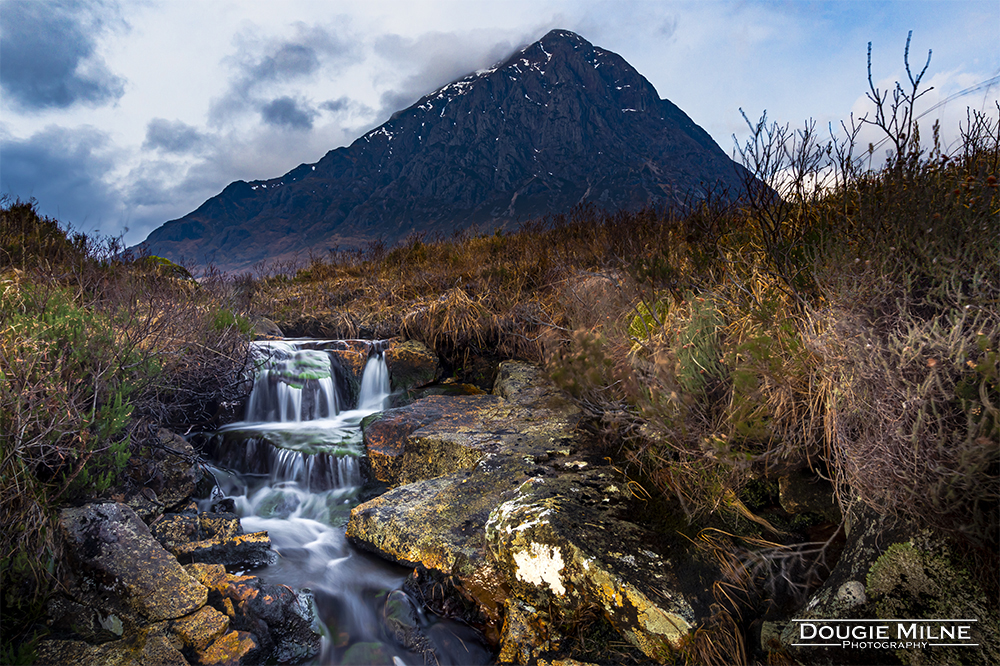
[260,96,317,130]
[0,0,127,110]
[209,22,354,126]
[0,124,122,233]
[372,31,517,117]
[142,118,208,154]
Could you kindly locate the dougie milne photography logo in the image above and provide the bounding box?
[791,618,979,651]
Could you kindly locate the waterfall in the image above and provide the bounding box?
[245,347,340,423]
[358,353,391,412]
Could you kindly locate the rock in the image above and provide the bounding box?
[339,641,394,665]
[384,338,441,392]
[37,621,189,666]
[149,429,204,510]
[347,455,517,630]
[362,394,505,486]
[485,467,712,662]
[778,469,841,523]
[499,597,551,664]
[326,339,374,406]
[252,317,284,340]
[351,360,710,660]
[777,510,999,666]
[195,630,260,665]
[59,502,208,624]
[172,605,231,653]
[151,511,276,569]
[184,563,322,664]
[362,361,581,488]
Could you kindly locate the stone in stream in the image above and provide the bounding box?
[350,360,716,661]
[150,510,276,569]
[383,338,442,392]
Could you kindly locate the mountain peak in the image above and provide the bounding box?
[139,31,746,272]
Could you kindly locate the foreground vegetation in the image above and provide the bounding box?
[2,42,997,663]
[0,203,254,661]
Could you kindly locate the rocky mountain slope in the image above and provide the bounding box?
[139,29,748,272]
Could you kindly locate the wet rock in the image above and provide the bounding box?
[778,469,841,523]
[340,641,394,665]
[381,589,435,660]
[327,339,373,406]
[184,563,321,664]
[384,338,441,392]
[59,502,208,624]
[151,511,276,569]
[347,455,518,631]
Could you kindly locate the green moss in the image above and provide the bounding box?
[866,534,1000,665]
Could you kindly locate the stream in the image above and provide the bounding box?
[199,339,493,665]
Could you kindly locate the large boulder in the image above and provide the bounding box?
[59,502,208,624]
[485,465,714,662]
[351,360,712,662]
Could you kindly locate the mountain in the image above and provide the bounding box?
[139,29,748,272]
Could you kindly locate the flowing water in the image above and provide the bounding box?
[201,339,492,665]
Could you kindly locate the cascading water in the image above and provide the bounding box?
[202,340,491,665]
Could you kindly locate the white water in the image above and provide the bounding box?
[204,340,491,665]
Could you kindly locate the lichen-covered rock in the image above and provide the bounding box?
[777,511,998,666]
[183,563,321,664]
[196,629,259,665]
[59,502,208,624]
[384,338,441,392]
[172,604,231,653]
[485,468,712,662]
[347,454,521,628]
[362,362,581,488]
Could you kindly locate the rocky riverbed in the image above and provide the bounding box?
[34,336,1000,665]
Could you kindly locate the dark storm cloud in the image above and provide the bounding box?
[0,0,126,110]
[373,31,516,117]
[142,118,208,154]
[260,96,317,130]
[0,125,121,232]
[209,22,354,126]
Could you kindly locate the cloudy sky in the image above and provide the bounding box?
[1,0,997,246]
